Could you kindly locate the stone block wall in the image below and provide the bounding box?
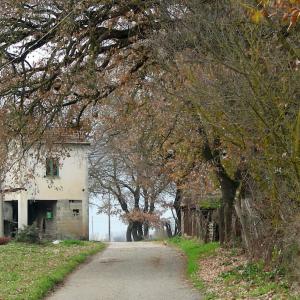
[55,200,84,239]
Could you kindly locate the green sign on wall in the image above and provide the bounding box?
[46,211,53,220]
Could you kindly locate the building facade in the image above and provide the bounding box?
[3,142,90,240]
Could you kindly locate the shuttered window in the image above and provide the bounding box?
[46,158,59,177]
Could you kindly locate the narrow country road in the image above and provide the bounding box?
[46,242,202,300]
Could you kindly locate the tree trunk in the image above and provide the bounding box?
[137,222,144,240]
[218,171,239,245]
[132,222,138,241]
[126,222,133,242]
[165,222,173,238]
[130,221,144,241]
[224,198,234,244]
[219,203,225,244]
[235,195,252,251]
[127,220,147,242]
[235,179,264,256]
[173,188,182,235]
[219,178,237,244]
[144,221,149,239]
[202,138,239,244]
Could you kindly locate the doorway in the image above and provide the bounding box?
[28,200,57,238]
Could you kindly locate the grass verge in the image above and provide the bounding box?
[168,236,219,290]
[213,258,293,299]
[0,240,106,300]
[169,237,297,299]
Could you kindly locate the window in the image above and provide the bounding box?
[69,201,81,217]
[72,209,80,217]
[46,158,59,177]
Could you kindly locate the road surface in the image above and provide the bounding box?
[46,242,202,300]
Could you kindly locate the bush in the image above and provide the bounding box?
[15,225,40,244]
[0,237,10,245]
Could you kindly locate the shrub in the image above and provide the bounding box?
[15,225,40,243]
[0,237,10,245]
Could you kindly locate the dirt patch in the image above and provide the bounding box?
[150,256,162,267]
[99,258,123,264]
[198,248,247,285]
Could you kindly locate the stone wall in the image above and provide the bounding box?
[29,200,86,240]
[55,200,84,239]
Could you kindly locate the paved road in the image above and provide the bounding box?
[46,242,202,300]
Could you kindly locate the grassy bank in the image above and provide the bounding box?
[0,240,106,300]
[168,237,296,299]
[168,237,219,289]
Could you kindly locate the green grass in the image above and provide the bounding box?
[61,239,85,246]
[219,262,291,299]
[168,236,219,289]
[168,237,297,299]
[0,240,106,300]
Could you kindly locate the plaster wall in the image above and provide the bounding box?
[3,144,90,239]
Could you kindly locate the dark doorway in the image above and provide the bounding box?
[28,200,57,238]
[4,201,18,237]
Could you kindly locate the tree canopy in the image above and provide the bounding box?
[0,0,300,279]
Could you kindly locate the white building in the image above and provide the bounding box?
[3,139,90,240]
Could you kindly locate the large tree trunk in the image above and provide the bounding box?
[132,222,139,241]
[202,138,239,245]
[235,195,252,251]
[136,222,144,240]
[127,221,144,241]
[173,188,182,235]
[219,203,225,244]
[142,198,155,240]
[144,221,149,239]
[126,222,140,242]
[165,222,173,238]
[218,174,238,245]
[126,222,133,242]
[212,148,239,245]
[235,178,265,257]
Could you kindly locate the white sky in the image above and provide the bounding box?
[89,202,127,242]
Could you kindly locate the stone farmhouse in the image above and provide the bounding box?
[3,136,90,240]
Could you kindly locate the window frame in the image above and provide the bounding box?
[46,158,60,177]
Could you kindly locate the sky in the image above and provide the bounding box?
[89,202,127,242]
[89,196,175,242]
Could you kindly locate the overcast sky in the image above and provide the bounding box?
[89,202,127,242]
[89,196,175,242]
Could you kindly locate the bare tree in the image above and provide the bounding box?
[89,106,171,241]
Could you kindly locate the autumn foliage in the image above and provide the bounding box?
[0,0,299,281]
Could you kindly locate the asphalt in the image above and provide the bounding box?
[46,242,202,300]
